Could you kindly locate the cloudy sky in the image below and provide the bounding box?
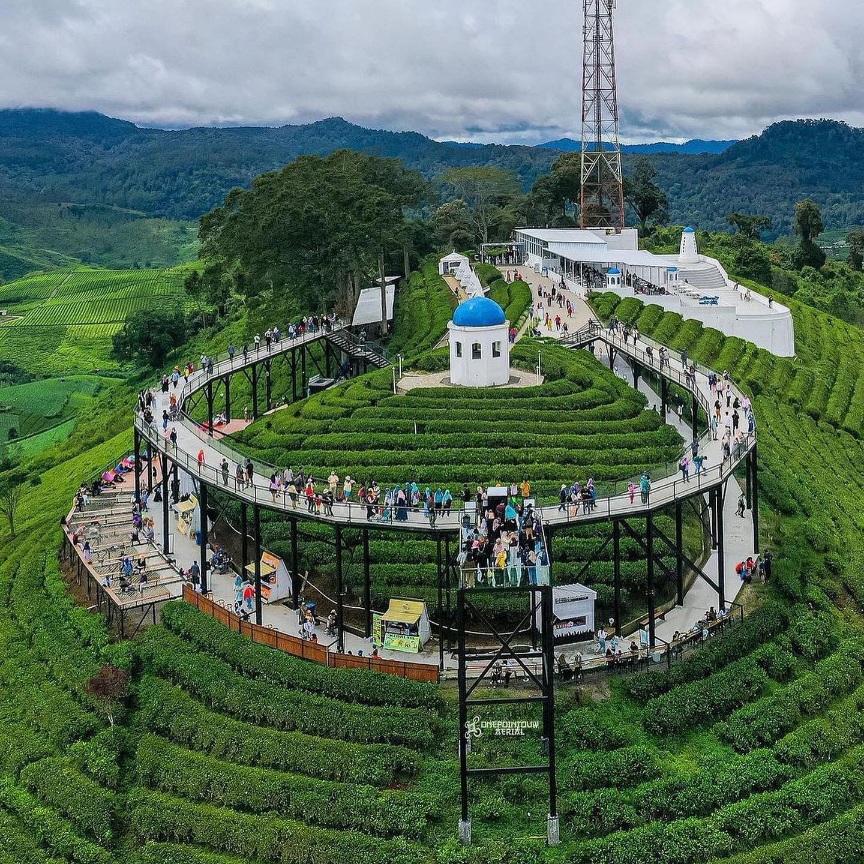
[1,0,862,144]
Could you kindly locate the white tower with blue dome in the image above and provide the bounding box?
[447,296,511,387]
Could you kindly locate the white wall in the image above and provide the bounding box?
[448,323,511,386]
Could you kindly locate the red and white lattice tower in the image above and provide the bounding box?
[580,0,625,229]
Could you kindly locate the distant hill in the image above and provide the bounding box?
[538,138,737,155]
[0,109,863,257]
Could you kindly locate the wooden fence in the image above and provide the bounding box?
[182,585,439,683]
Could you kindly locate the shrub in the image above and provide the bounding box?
[160,602,441,710]
[642,656,770,737]
[134,733,435,837]
[716,642,864,752]
[136,627,436,749]
[135,675,419,786]
[128,788,419,864]
[19,756,117,845]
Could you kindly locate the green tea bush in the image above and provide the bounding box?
[642,656,770,736]
[160,602,441,710]
[135,734,434,837]
[0,778,115,864]
[136,629,436,748]
[136,676,419,785]
[19,756,116,845]
[128,788,419,864]
[624,602,789,703]
[716,642,864,752]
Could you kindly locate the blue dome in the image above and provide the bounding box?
[683,226,695,233]
[452,296,506,328]
[608,267,621,275]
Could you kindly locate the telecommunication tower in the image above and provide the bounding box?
[580,0,625,229]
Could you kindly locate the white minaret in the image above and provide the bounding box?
[679,227,699,265]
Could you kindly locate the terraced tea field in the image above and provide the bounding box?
[0,265,196,374]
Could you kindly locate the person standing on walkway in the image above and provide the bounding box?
[197,449,205,468]
[254,334,261,353]
[680,457,690,482]
[228,343,235,362]
[640,473,651,504]
[235,463,245,489]
[736,493,746,517]
[245,459,254,485]
[221,459,229,486]
[628,482,637,504]
[169,427,177,451]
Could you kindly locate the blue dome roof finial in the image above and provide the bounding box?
[452,297,506,328]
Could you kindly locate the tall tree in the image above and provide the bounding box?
[0,469,26,538]
[847,230,864,271]
[727,212,772,240]
[112,308,187,367]
[440,167,520,246]
[199,150,426,323]
[623,158,669,232]
[792,199,826,269]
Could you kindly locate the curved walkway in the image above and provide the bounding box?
[135,323,756,535]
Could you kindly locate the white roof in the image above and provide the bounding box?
[515,228,608,246]
[547,245,678,269]
[440,252,469,263]
[352,285,395,327]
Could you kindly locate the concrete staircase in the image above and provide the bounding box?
[677,264,729,293]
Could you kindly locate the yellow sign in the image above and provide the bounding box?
[383,633,421,653]
[372,612,384,647]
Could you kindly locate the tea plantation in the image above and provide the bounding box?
[3,262,864,863]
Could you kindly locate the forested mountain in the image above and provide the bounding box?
[538,137,736,154]
[0,110,863,265]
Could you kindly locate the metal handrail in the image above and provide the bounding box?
[134,320,756,533]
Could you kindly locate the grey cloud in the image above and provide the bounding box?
[0,0,862,142]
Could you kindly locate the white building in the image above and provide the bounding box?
[448,297,511,387]
[512,226,795,357]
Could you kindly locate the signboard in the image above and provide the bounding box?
[383,632,421,653]
[372,612,384,647]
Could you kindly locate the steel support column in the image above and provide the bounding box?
[751,445,760,553]
[291,349,298,403]
[301,345,308,396]
[717,483,726,610]
[240,502,248,574]
[363,528,372,638]
[709,488,718,549]
[661,378,669,418]
[612,520,621,636]
[437,534,444,670]
[646,513,656,648]
[206,380,214,436]
[675,502,684,605]
[541,585,558,829]
[199,483,209,594]
[265,360,272,411]
[251,363,259,419]
[691,394,699,440]
[253,505,262,625]
[133,427,141,505]
[224,375,231,421]
[146,443,153,491]
[456,589,470,839]
[290,518,300,608]
[161,456,170,554]
[335,525,344,652]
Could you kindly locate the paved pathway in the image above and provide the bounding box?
[134,278,759,649]
[512,268,757,636]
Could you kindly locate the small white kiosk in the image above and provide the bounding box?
[439,252,470,276]
[544,583,598,641]
[448,297,511,387]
